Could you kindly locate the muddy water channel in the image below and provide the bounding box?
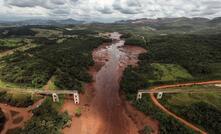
[63,32,158,134]
[91,33,146,134]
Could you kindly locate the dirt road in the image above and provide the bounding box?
[62,32,159,134]
[0,98,44,134]
[150,80,221,134]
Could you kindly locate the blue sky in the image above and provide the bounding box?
[1,0,221,22]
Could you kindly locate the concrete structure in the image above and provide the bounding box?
[136,88,221,100]
[157,92,163,99]
[73,91,80,104]
[137,92,143,100]
[52,93,59,102]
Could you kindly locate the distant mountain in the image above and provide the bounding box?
[209,17,221,24]
[114,17,221,33]
[0,19,85,26]
[115,17,210,25]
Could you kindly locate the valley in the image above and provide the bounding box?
[0,18,220,134]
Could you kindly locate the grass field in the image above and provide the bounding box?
[150,63,193,82]
[32,28,63,37]
[161,85,221,110]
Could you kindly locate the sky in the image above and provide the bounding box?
[0,0,221,22]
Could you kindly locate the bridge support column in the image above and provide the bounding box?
[137,92,142,100]
[157,92,163,99]
[73,92,79,104]
[52,93,59,102]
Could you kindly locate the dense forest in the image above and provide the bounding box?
[0,35,108,91]
[0,26,36,37]
[147,34,221,77]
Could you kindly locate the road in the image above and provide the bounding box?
[150,80,221,134]
[0,87,78,96]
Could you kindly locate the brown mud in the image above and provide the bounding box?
[62,32,159,134]
[0,98,44,134]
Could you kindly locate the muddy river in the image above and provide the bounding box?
[63,32,158,134]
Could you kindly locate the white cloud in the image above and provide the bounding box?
[0,0,221,22]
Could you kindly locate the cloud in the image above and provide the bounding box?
[50,0,66,5]
[50,9,71,16]
[1,0,221,22]
[5,0,45,7]
[112,0,143,14]
[97,6,113,14]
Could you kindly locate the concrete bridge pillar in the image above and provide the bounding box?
[157,92,163,99]
[137,92,142,100]
[73,92,79,104]
[52,93,59,102]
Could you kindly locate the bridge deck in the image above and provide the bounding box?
[0,88,78,95]
[138,89,221,94]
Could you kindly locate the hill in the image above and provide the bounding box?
[0,19,84,26]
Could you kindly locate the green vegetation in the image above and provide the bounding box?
[121,32,221,133]
[124,35,147,48]
[0,26,36,37]
[147,34,221,78]
[75,107,81,117]
[45,77,58,90]
[13,98,71,134]
[134,95,195,134]
[63,29,98,36]
[121,33,221,94]
[0,53,55,88]
[0,35,107,91]
[0,108,6,132]
[0,26,111,134]
[0,39,24,52]
[150,63,192,82]
[0,80,23,89]
[159,85,221,134]
[0,91,40,107]
[32,28,62,37]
